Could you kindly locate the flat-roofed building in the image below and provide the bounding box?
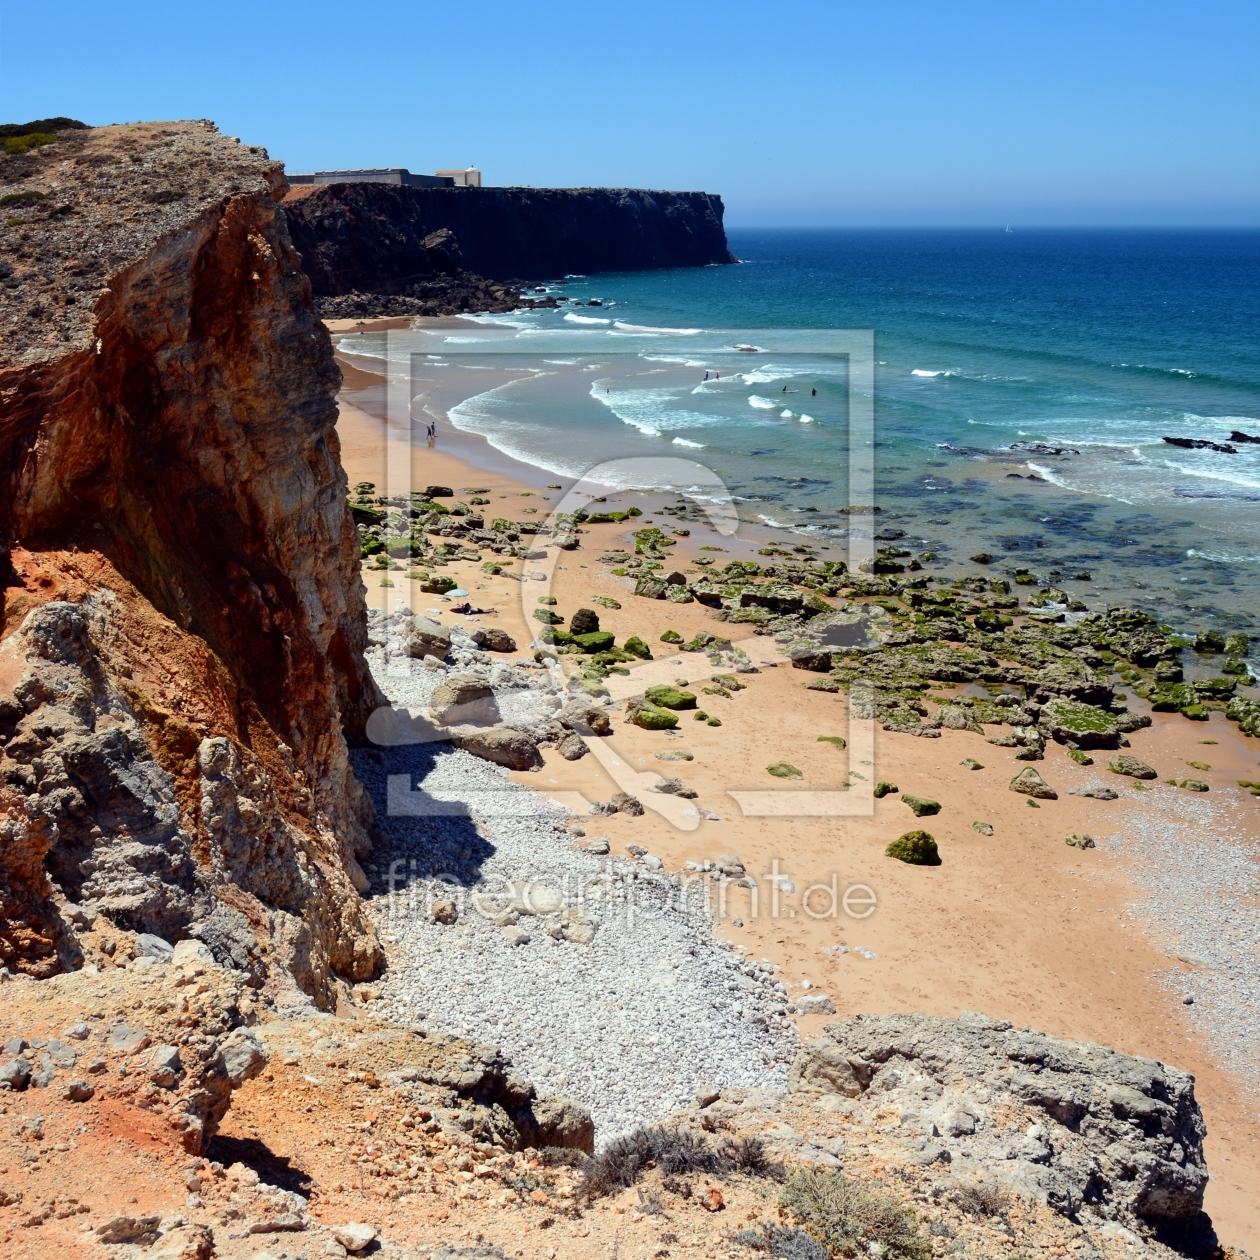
[286,168,454,188]
[435,167,482,188]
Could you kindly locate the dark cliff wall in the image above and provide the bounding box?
[282,183,735,294]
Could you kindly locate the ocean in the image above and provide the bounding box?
[335,228,1260,632]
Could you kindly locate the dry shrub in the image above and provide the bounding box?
[950,1179,1012,1218]
[578,1125,777,1199]
[779,1167,930,1260]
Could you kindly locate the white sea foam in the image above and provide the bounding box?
[748,395,778,410]
[910,368,957,378]
[644,355,709,368]
[781,409,794,419]
[613,320,703,335]
[564,313,611,326]
[740,364,813,385]
[543,359,579,365]
[591,382,721,438]
[455,313,537,330]
[799,414,815,423]
[444,336,491,343]
[673,437,706,448]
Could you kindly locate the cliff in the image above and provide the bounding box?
[0,120,384,1007]
[281,181,736,295]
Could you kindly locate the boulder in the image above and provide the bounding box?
[1041,697,1120,748]
[1010,767,1057,799]
[645,684,697,710]
[333,1223,379,1253]
[574,630,615,653]
[610,791,644,816]
[397,615,452,659]
[622,635,652,659]
[1070,783,1120,800]
[886,829,941,865]
[788,1012,1208,1226]
[901,794,941,817]
[625,697,679,730]
[569,607,601,635]
[797,994,837,1016]
[449,725,544,770]
[789,644,835,672]
[430,673,500,726]
[559,701,612,735]
[481,627,517,652]
[557,732,588,760]
[1109,755,1157,780]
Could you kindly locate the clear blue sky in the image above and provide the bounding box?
[3,0,1257,226]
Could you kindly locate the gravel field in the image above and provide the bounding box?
[350,641,795,1142]
[1106,788,1260,1100]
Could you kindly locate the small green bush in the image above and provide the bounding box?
[3,133,56,155]
[779,1167,930,1260]
[0,189,48,206]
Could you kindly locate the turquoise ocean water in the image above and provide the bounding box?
[336,229,1260,632]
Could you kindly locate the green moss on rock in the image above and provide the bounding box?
[645,684,697,710]
[902,794,941,817]
[767,762,803,779]
[886,829,941,865]
[622,636,652,660]
[872,782,899,798]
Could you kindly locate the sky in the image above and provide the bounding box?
[2,0,1257,227]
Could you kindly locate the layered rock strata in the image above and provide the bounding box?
[0,121,383,1005]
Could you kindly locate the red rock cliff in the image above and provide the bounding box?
[0,121,383,1006]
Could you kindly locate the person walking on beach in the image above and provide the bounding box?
[426,421,436,448]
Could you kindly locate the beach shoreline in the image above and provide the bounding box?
[333,319,1260,1251]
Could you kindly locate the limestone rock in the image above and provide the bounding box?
[788,1012,1207,1226]
[1109,755,1158,780]
[1009,767,1057,799]
[430,673,500,726]
[558,701,612,735]
[448,724,544,770]
[397,615,452,659]
[481,627,517,652]
[797,994,837,1015]
[333,1223,379,1253]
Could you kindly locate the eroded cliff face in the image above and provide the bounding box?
[282,181,736,294]
[0,121,383,1006]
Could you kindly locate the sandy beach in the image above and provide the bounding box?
[332,320,1260,1250]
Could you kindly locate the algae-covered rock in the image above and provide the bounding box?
[973,821,994,836]
[902,794,941,817]
[1226,695,1260,737]
[960,758,984,770]
[1180,779,1209,792]
[533,608,564,625]
[645,684,697,710]
[1010,767,1057,799]
[1041,697,1120,748]
[574,631,616,653]
[660,628,683,644]
[1109,755,1158,780]
[625,698,679,730]
[1193,631,1225,653]
[872,781,899,798]
[766,762,803,779]
[622,635,652,659]
[1065,833,1097,849]
[817,735,846,749]
[635,574,667,599]
[1067,748,1094,765]
[886,829,941,866]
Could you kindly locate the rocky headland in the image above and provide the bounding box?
[282,180,735,318]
